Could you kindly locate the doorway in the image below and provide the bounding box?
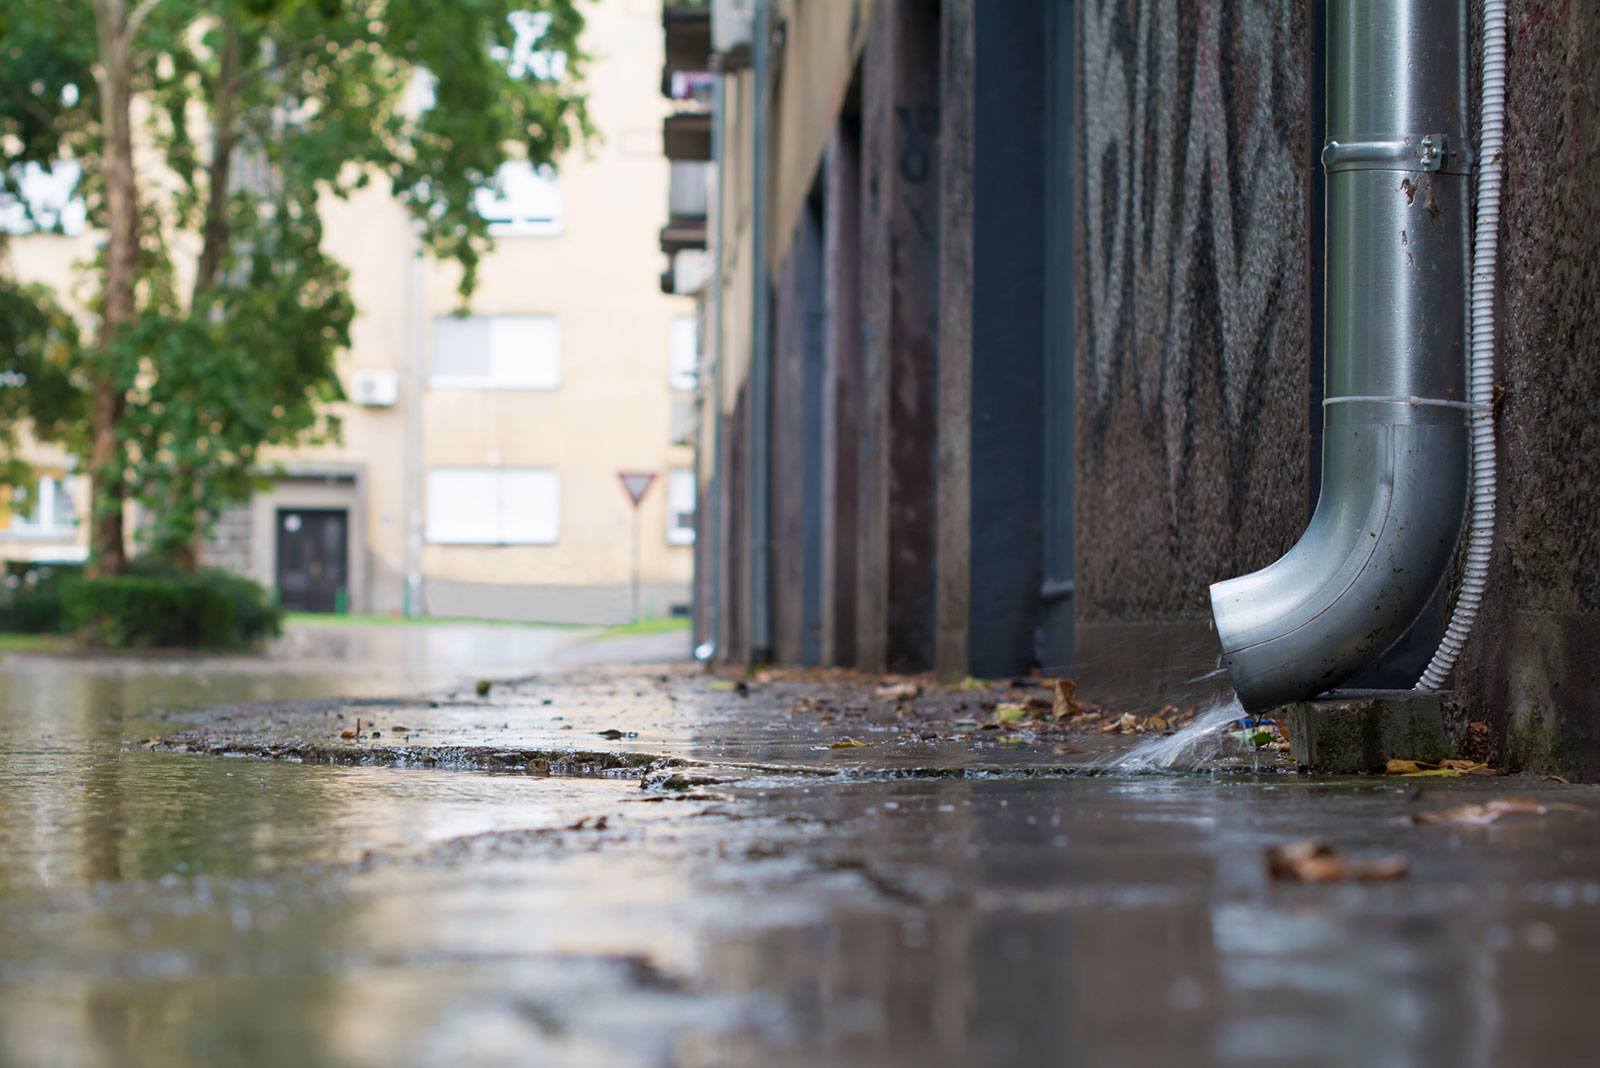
[275,508,349,613]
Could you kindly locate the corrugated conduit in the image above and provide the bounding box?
[1417,0,1506,691]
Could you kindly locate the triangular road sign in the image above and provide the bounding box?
[618,471,657,506]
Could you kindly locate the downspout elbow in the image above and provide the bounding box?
[1210,416,1467,712]
[1209,0,1473,711]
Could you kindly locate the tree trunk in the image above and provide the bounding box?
[89,0,142,577]
[193,17,240,304]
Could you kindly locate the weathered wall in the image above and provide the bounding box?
[1073,0,1314,699]
[855,0,942,673]
[1462,0,1600,780]
[768,0,873,270]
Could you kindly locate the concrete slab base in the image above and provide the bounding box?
[1286,690,1452,774]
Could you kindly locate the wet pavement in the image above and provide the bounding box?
[3,626,1599,1066]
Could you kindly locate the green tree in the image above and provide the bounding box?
[0,0,589,571]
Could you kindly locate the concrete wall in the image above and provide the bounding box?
[1461,0,1600,779]
[1073,0,1315,702]
[699,0,1600,782]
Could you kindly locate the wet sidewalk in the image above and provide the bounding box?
[4,642,1599,1066]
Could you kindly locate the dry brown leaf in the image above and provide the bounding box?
[1144,713,1171,732]
[1412,797,1550,826]
[829,737,870,749]
[874,682,921,702]
[1387,758,1494,777]
[1051,678,1084,721]
[1265,839,1409,883]
[1099,712,1138,735]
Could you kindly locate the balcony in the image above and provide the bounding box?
[663,111,713,162]
[663,2,712,97]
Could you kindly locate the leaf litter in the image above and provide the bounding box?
[1265,839,1409,883]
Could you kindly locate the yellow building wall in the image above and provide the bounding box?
[2,0,696,618]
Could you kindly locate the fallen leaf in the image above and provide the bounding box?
[994,703,1028,725]
[1100,712,1138,735]
[475,680,492,697]
[710,679,737,691]
[1545,773,1572,785]
[1412,797,1551,826]
[339,717,363,740]
[598,729,627,740]
[875,682,921,702]
[1144,713,1170,732]
[830,737,870,749]
[1051,678,1083,720]
[1387,758,1493,777]
[952,676,990,691]
[1265,839,1409,883]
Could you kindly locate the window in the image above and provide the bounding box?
[0,161,86,237]
[5,475,78,538]
[432,315,560,389]
[666,468,696,546]
[426,468,559,545]
[669,315,698,390]
[474,161,562,236]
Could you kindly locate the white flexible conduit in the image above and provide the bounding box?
[1417,0,1506,691]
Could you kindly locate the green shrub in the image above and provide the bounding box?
[0,563,83,634]
[61,568,282,650]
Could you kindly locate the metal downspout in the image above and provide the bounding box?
[745,0,773,662]
[698,72,727,662]
[1209,0,1471,711]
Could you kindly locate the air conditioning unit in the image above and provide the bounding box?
[349,369,399,407]
[712,0,754,67]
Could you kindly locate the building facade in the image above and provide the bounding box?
[677,0,1600,781]
[2,1,696,625]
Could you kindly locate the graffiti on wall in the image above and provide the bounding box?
[1078,0,1307,533]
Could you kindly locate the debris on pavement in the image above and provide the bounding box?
[1411,797,1556,826]
[1265,839,1410,883]
[874,681,921,702]
[1386,758,1497,777]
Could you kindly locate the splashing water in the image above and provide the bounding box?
[1100,696,1246,772]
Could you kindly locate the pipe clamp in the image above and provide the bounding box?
[1323,134,1471,175]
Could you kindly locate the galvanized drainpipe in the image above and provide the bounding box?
[697,72,728,662]
[1209,0,1471,711]
[745,0,773,662]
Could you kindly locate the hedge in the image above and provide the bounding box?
[0,563,83,634]
[61,568,282,650]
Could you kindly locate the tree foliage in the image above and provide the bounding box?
[0,0,590,567]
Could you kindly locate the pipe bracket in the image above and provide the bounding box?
[1323,134,1471,175]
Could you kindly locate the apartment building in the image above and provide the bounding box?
[1,1,696,625]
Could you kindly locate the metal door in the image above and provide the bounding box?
[275,508,349,613]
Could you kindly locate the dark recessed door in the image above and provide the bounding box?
[276,508,348,613]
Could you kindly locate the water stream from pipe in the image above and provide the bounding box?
[1100,695,1247,773]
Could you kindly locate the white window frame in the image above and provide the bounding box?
[5,474,80,540]
[431,314,561,391]
[426,468,560,546]
[669,315,699,391]
[666,468,696,546]
[474,160,563,237]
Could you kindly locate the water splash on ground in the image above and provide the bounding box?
[1101,696,1246,772]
